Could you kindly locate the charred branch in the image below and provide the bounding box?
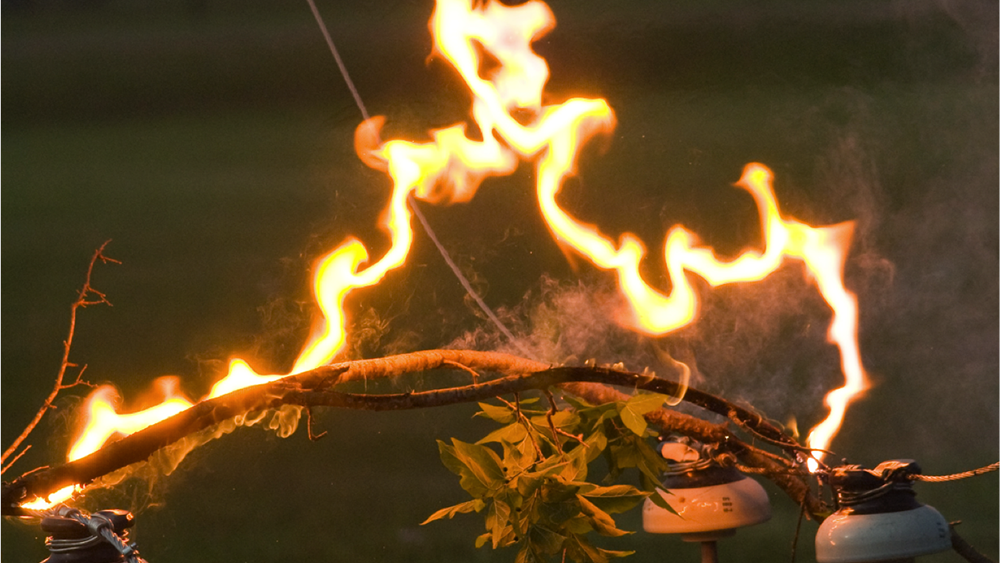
[2,350,826,519]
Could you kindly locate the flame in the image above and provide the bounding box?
[68,378,194,462]
[27,0,872,509]
[425,0,867,467]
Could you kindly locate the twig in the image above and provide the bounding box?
[727,409,834,459]
[543,389,562,450]
[442,360,480,383]
[496,395,545,460]
[950,522,995,563]
[790,500,806,562]
[1,446,32,475]
[306,407,327,441]
[1,241,118,473]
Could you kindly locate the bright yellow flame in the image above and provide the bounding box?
[20,485,77,510]
[38,0,871,508]
[425,0,868,468]
[68,379,194,462]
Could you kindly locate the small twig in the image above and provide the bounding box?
[734,443,798,468]
[497,394,545,460]
[306,407,327,441]
[442,360,480,384]
[727,409,833,460]
[1,446,32,475]
[1,241,118,472]
[60,364,96,391]
[950,522,995,563]
[790,500,806,562]
[543,390,563,450]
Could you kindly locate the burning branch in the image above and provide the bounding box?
[1,241,118,475]
[1,350,827,519]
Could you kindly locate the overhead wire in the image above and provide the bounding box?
[304,0,531,358]
[909,462,999,483]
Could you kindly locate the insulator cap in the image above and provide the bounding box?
[815,504,951,563]
[817,460,951,562]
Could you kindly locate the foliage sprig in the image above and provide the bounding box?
[425,390,678,563]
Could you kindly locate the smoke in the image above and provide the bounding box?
[367,42,994,464]
[449,275,629,365]
[447,267,843,427]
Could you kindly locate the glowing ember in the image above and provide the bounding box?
[27,0,871,507]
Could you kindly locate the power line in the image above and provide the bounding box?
[305,0,530,357]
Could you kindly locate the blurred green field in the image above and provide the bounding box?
[3,1,997,561]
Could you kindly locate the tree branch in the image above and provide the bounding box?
[1,350,826,519]
[2,241,118,472]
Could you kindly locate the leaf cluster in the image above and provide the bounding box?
[424,391,675,563]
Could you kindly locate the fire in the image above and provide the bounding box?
[68,378,193,461]
[26,0,870,507]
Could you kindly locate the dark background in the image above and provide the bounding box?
[3,0,997,561]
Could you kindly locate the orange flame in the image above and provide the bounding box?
[28,0,870,508]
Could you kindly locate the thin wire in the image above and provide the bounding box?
[910,461,999,483]
[305,0,371,123]
[305,0,531,357]
[409,203,529,354]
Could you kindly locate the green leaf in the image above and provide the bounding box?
[477,402,516,424]
[454,438,504,481]
[516,473,543,498]
[421,498,486,525]
[589,403,623,425]
[577,495,631,537]
[634,438,670,485]
[515,525,564,563]
[646,488,677,514]
[607,433,668,487]
[528,524,567,555]
[478,422,528,445]
[515,539,544,563]
[475,532,491,549]
[487,498,513,548]
[559,444,590,482]
[583,431,608,463]
[617,393,665,436]
[597,548,635,560]
[438,439,505,498]
[565,533,608,563]
[580,484,647,514]
[438,439,467,476]
[562,514,594,535]
[564,534,632,563]
[539,477,581,504]
[550,410,581,429]
[561,394,594,412]
[626,392,668,415]
[500,438,538,478]
[513,491,539,535]
[529,410,582,436]
[608,438,642,470]
[617,406,647,436]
